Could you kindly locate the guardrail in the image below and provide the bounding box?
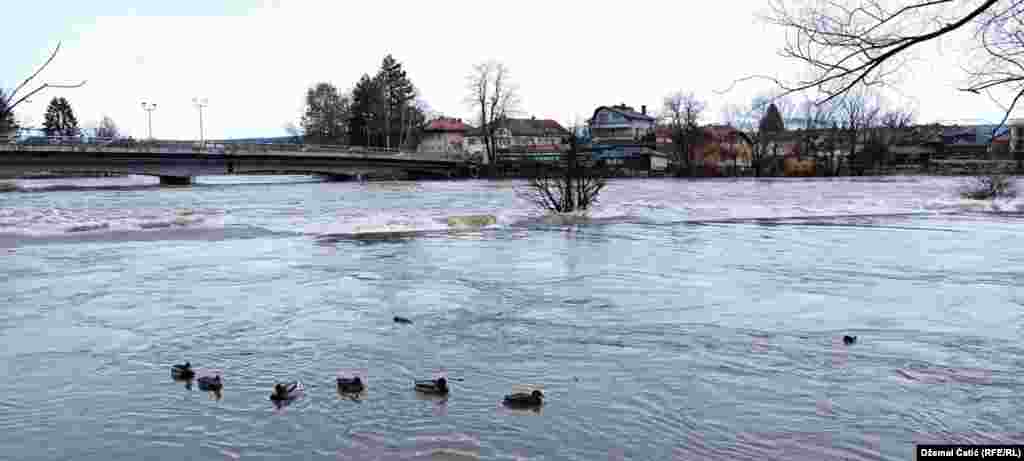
[0,136,470,161]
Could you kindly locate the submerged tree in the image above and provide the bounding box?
[42,97,79,137]
[301,82,349,145]
[516,121,606,213]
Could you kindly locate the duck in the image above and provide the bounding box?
[393,316,413,324]
[414,377,449,395]
[843,335,857,345]
[270,381,303,402]
[197,375,223,391]
[503,389,544,408]
[171,362,195,380]
[336,376,365,393]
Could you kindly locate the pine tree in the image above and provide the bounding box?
[349,74,386,147]
[43,97,79,138]
[0,90,17,136]
[759,103,785,133]
[376,55,416,149]
[301,82,349,145]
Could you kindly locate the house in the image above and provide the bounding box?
[464,117,571,162]
[589,104,656,144]
[591,144,670,176]
[418,117,471,154]
[693,125,753,175]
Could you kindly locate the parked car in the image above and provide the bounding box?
[17,137,49,146]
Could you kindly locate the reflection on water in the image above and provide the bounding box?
[1,176,1022,460]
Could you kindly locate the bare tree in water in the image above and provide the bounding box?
[0,42,86,128]
[516,121,606,213]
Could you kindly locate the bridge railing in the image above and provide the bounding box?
[0,136,468,161]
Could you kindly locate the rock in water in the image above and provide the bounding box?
[446,215,497,228]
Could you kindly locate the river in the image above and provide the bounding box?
[1,175,1022,460]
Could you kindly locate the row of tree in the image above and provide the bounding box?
[298,55,428,148]
[2,94,120,139]
[659,89,915,177]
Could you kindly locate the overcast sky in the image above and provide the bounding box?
[2,0,1013,139]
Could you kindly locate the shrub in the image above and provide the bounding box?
[960,174,1017,200]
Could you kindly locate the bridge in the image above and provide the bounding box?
[0,137,470,184]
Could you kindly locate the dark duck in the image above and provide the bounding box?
[843,335,857,345]
[270,382,303,402]
[336,376,365,393]
[197,375,223,391]
[171,362,195,380]
[414,377,449,395]
[503,390,544,408]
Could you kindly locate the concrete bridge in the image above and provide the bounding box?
[0,138,468,184]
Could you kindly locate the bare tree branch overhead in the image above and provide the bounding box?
[735,0,1024,139]
[1,41,87,121]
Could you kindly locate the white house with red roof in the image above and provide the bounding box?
[417,117,471,154]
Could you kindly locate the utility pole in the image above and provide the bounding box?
[141,102,157,139]
[192,97,208,144]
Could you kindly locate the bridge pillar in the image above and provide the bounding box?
[159,176,192,186]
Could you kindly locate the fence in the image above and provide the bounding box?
[0,136,469,161]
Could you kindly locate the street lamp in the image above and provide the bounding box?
[192,97,208,144]
[141,102,157,140]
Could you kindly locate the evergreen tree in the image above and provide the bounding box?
[759,103,785,133]
[301,82,350,145]
[0,90,17,136]
[376,55,416,149]
[42,97,79,138]
[349,74,385,147]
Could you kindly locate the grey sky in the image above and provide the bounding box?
[3,0,1011,139]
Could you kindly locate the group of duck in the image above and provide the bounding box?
[170,362,544,408]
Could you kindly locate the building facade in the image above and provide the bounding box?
[464,117,570,162]
[589,104,656,144]
[417,117,471,154]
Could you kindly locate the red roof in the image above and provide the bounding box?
[425,118,470,132]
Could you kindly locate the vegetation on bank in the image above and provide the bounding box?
[960,175,1018,200]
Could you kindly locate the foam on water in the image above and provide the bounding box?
[7,175,159,192]
[0,207,226,237]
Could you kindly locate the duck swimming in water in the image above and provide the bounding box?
[197,375,223,391]
[414,377,449,395]
[336,376,365,393]
[393,316,413,324]
[843,335,857,345]
[171,362,195,380]
[503,390,544,408]
[270,382,303,402]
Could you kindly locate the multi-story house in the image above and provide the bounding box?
[589,104,656,144]
[464,117,570,162]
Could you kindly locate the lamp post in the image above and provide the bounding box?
[140,102,157,140]
[192,97,208,144]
